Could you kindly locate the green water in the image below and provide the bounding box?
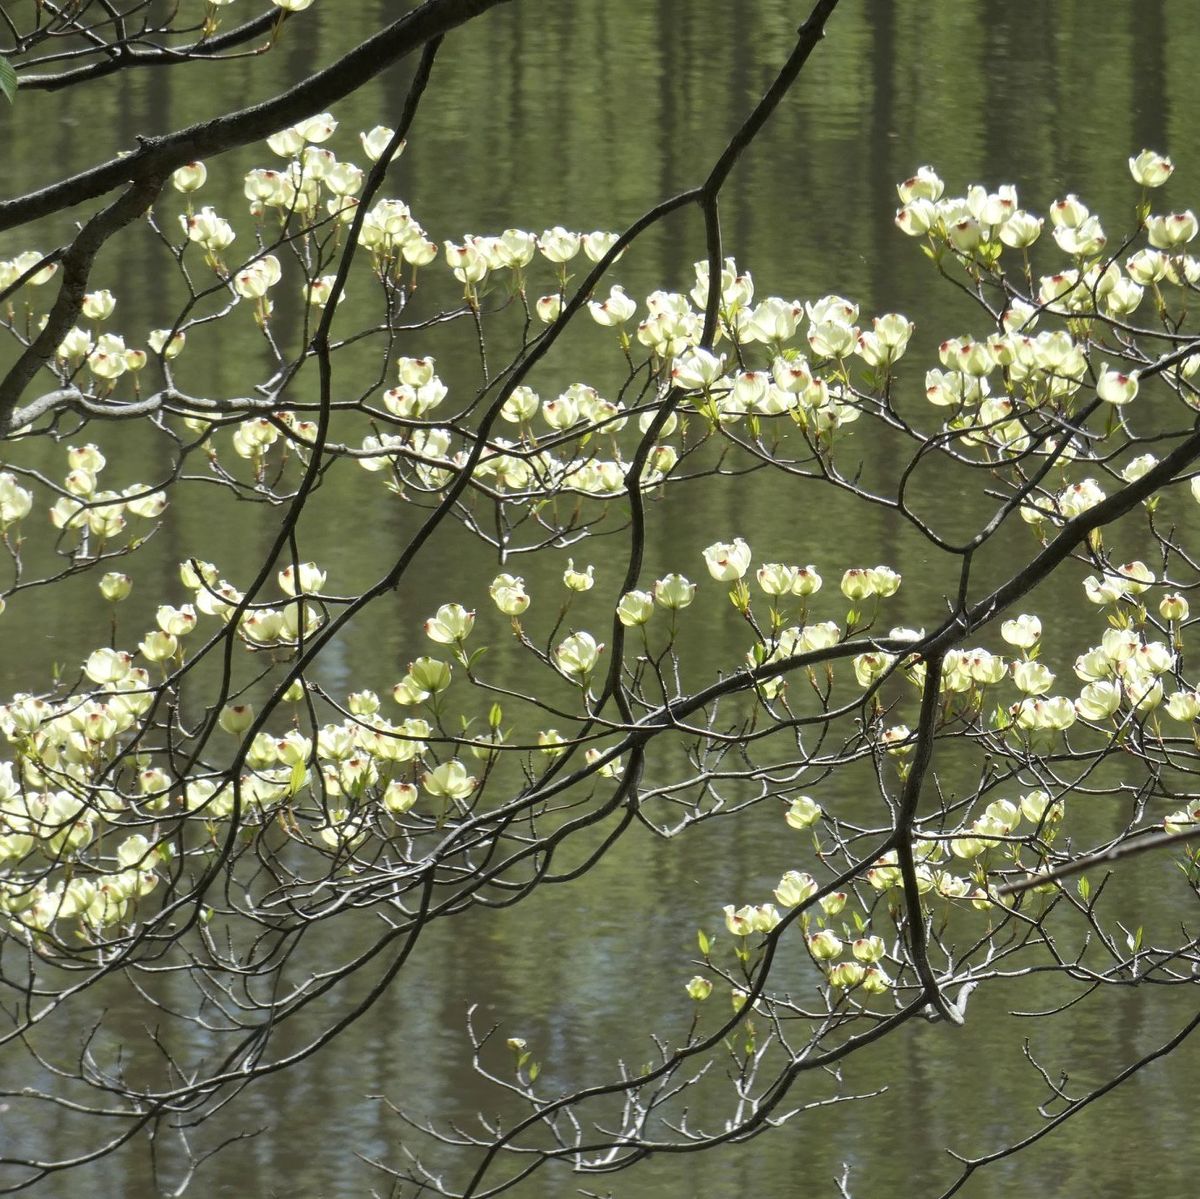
[1,2,1196,1196]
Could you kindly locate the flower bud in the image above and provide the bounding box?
[500,386,539,423]
[582,231,621,261]
[671,348,727,390]
[99,572,132,602]
[408,657,452,693]
[785,796,822,828]
[654,573,696,610]
[305,275,342,308]
[139,630,178,663]
[867,565,901,597]
[424,603,475,644]
[156,604,197,637]
[172,161,208,192]
[1160,593,1189,622]
[702,537,751,582]
[347,690,380,717]
[950,836,985,859]
[896,166,944,203]
[535,294,562,323]
[88,333,129,379]
[293,112,337,143]
[537,226,581,263]
[854,652,895,687]
[1075,681,1121,722]
[685,975,713,1001]
[751,563,794,596]
[1012,660,1054,695]
[383,780,418,814]
[278,561,327,596]
[1096,366,1139,405]
[774,869,817,908]
[489,573,530,616]
[750,903,781,932]
[179,559,218,590]
[840,568,876,601]
[81,290,116,320]
[1147,210,1198,249]
[723,904,756,936]
[11,249,56,286]
[852,935,885,963]
[1129,149,1174,188]
[1164,805,1200,835]
[553,632,603,683]
[1000,613,1041,649]
[422,759,477,801]
[588,285,636,326]
[861,966,891,995]
[1050,194,1090,229]
[895,199,936,236]
[807,929,843,960]
[538,729,567,757]
[562,560,595,592]
[360,125,400,162]
[791,566,822,597]
[1126,249,1169,284]
[218,704,255,734]
[56,326,94,364]
[947,218,982,252]
[84,647,132,685]
[150,326,187,357]
[616,589,654,627]
[828,961,865,988]
[1165,690,1200,722]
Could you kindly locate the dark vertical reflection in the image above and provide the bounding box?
[1,2,1197,1196]
[654,0,685,266]
[1131,0,1168,152]
[868,0,897,268]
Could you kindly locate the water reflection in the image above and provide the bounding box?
[1,1,1195,1195]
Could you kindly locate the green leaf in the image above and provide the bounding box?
[528,1060,540,1082]
[1076,875,1090,901]
[287,760,307,797]
[697,928,710,956]
[0,56,15,106]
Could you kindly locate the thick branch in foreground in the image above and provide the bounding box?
[0,0,514,233]
[0,177,165,432]
[15,9,285,91]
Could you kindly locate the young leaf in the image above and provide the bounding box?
[288,760,307,797]
[0,57,16,106]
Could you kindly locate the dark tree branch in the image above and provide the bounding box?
[0,0,514,233]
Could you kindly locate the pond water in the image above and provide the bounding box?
[1,1,1197,1196]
